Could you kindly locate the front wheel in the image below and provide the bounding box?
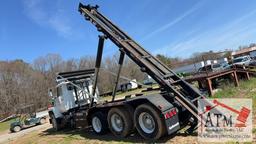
[134,104,166,140]
[50,113,61,131]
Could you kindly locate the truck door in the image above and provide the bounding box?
[61,84,77,111]
[55,85,66,113]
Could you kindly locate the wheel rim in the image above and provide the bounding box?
[92,116,102,133]
[138,112,155,134]
[40,119,45,124]
[110,113,123,132]
[14,126,20,132]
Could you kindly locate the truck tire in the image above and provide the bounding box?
[91,112,108,134]
[13,125,21,132]
[134,103,166,140]
[107,107,133,137]
[70,118,75,129]
[50,113,61,131]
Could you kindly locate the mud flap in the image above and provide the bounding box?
[164,108,180,135]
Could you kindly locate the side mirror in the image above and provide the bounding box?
[48,89,53,98]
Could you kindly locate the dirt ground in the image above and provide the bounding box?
[0,109,255,144]
[2,123,255,144]
[7,127,198,144]
[0,107,255,143]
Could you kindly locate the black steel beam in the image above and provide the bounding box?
[91,35,105,107]
[111,51,125,101]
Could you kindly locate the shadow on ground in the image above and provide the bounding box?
[39,127,197,143]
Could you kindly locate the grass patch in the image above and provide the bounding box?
[213,77,256,98]
[213,78,256,112]
[0,118,15,132]
[253,128,256,134]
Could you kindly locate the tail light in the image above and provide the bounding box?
[165,109,177,119]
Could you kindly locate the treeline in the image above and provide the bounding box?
[156,50,231,69]
[156,43,256,69]
[0,54,144,117]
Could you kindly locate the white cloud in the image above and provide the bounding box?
[143,1,204,40]
[155,9,256,58]
[48,10,72,37]
[22,0,73,38]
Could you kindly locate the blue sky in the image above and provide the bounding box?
[1,0,256,62]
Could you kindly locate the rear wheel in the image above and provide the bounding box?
[134,104,166,140]
[39,118,46,124]
[91,112,108,134]
[108,107,133,137]
[13,125,21,132]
